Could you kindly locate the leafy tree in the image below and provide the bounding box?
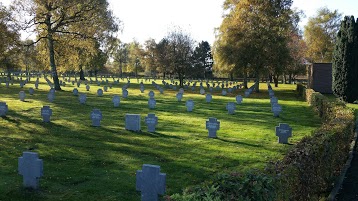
[127,40,143,77]
[214,0,294,92]
[21,40,42,75]
[285,31,307,83]
[192,41,213,79]
[332,16,358,103]
[155,38,171,79]
[0,3,20,78]
[143,38,157,77]
[278,9,306,85]
[166,29,195,87]
[304,8,342,63]
[86,46,108,77]
[11,0,119,90]
[112,40,129,77]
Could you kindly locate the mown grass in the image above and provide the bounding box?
[0,77,321,201]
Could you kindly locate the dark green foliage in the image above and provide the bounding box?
[191,41,213,79]
[168,171,277,201]
[332,16,358,103]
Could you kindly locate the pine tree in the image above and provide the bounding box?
[332,16,358,103]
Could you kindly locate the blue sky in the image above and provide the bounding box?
[1,0,358,44]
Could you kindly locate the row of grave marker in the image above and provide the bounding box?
[18,151,165,201]
[1,101,293,143]
[17,122,293,200]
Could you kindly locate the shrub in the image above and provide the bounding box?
[168,171,277,201]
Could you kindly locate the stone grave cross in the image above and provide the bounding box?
[0,102,8,117]
[206,117,220,138]
[113,95,120,107]
[206,94,212,103]
[47,92,55,102]
[18,152,43,189]
[186,100,194,112]
[73,88,78,96]
[272,103,282,117]
[97,88,103,96]
[29,88,34,95]
[79,93,87,104]
[176,93,183,102]
[148,98,156,109]
[91,109,102,127]
[19,91,26,101]
[275,123,292,144]
[148,91,155,98]
[226,102,236,114]
[41,106,52,123]
[236,95,243,104]
[136,164,166,201]
[122,89,128,98]
[145,113,158,132]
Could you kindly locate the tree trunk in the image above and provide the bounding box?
[135,64,138,78]
[47,34,61,90]
[179,73,183,88]
[163,70,166,80]
[273,75,279,87]
[288,74,292,84]
[243,73,248,89]
[254,69,260,92]
[6,63,11,80]
[79,65,85,80]
[119,62,123,78]
[229,72,234,81]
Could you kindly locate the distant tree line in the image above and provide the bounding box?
[0,0,349,92]
[110,30,214,87]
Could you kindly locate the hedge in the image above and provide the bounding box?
[168,84,355,201]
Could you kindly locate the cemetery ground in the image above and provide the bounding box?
[0,79,322,200]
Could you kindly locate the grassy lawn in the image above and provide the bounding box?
[0,78,321,201]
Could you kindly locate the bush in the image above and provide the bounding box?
[274,85,355,200]
[167,171,277,201]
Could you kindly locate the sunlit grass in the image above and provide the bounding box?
[0,78,321,200]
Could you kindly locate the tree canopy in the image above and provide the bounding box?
[0,3,20,77]
[165,29,195,87]
[304,7,342,63]
[11,0,119,90]
[214,0,295,91]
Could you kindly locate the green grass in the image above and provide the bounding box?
[0,78,321,201]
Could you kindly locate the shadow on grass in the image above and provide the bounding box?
[0,80,322,200]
